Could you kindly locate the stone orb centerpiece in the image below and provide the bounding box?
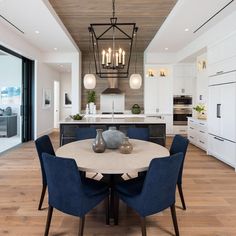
[102,126,125,149]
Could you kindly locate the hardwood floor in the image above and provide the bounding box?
[0,132,236,235]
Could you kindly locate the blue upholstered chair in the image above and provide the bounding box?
[114,153,184,236]
[127,127,149,178]
[75,127,96,141]
[127,127,149,141]
[35,135,55,210]
[170,135,189,210]
[42,153,110,236]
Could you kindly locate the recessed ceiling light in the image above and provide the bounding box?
[185,28,189,32]
[54,47,58,51]
[165,47,169,50]
[35,30,40,34]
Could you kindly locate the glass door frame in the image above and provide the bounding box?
[0,45,34,142]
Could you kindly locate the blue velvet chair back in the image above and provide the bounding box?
[35,135,55,185]
[75,127,96,140]
[169,135,189,184]
[127,127,149,141]
[134,153,183,217]
[42,153,88,217]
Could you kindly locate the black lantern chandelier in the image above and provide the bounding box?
[88,0,138,78]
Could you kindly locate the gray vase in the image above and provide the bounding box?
[102,127,125,149]
[92,129,106,153]
[119,137,133,154]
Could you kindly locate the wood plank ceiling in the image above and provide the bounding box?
[49,0,177,53]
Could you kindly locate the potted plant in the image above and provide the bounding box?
[193,103,206,119]
[87,90,96,114]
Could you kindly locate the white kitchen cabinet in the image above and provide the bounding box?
[144,65,173,115]
[173,64,195,95]
[208,82,236,142]
[220,83,236,142]
[208,71,236,170]
[208,56,236,77]
[208,32,236,65]
[188,118,207,151]
[208,32,236,76]
[144,78,159,114]
[208,85,221,137]
[208,134,236,168]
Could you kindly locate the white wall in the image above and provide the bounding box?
[0,22,80,139]
[36,63,60,136]
[195,53,208,104]
[144,52,177,64]
[43,52,81,114]
[60,72,72,120]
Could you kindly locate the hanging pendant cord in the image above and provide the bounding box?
[134,31,138,74]
[88,31,91,73]
[112,0,115,18]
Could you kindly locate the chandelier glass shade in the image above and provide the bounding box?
[88,0,138,78]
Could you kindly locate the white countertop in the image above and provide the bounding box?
[188,117,207,123]
[60,114,166,124]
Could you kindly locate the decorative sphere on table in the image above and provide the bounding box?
[92,129,106,153]
[102,127,125,149]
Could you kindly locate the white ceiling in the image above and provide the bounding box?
[1,0,236,56]
[146,0,236,53]
[0,0,78,53]
[46,63,72,73]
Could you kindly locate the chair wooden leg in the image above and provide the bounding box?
[78,216,85,236]
[44,205,53,236]
[105,196,110,225]
[178,184,186,210]
[140,216,147,236]
[38,184,47,210]
[170,204,179,236]
[114,194,119,225]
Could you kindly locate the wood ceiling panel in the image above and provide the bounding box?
[49,0,177,52]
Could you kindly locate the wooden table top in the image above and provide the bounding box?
[56,139,169,174]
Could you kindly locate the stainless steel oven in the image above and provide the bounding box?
[173,108,192,125]
[173,95,192,125]
[173,95,192,105]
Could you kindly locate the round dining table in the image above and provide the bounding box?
[56,139,170,174]
[56,139,170,224]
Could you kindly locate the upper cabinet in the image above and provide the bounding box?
[173,64,196,95]
[208,32,236,76]
[144,65,173,115]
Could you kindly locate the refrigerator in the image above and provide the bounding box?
[208,71,236,168]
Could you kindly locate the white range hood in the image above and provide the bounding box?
[100,94,125,113]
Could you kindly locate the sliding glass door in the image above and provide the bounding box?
[0,45,34,153]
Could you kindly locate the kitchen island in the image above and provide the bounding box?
[59,115,166,146]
